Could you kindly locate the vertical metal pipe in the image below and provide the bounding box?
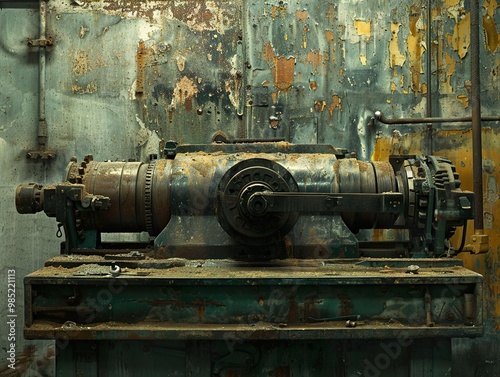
[38,0,47,149]
[426,0,433,154]
[471,0,483,230]
[426,0,432,119]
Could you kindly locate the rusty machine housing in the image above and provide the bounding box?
[16,142,483,376]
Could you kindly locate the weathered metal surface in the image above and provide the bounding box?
[1,0,500,375]
[24,258,483,340]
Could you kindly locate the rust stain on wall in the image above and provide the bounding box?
[407,7,425,93]
[314,99,326,111]
[296,10,308,21]
[173,1,229,34]
[449,13,471,59]
[86,0,237,34]
[263,42,295,93]
[273,57,295,92]
[136,41,153,94]
[172,76,199,111]
[389,23,406,68]
[263,42,275,62]
[325,30,335,62]
[271,4,287,20]
[307,51,324,71]
[325,30,334,43]
[327,95,342,116]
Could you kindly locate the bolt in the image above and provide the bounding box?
[110,264,121,276]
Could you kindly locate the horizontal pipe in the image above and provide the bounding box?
[374,111,500,125]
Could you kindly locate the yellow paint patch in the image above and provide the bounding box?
[483,15,499,52]
[389,23,406,68]
[450,13,471,59]
[445,52,456,76]
[360,55,367,65]
[435,128,500,324]
[444,0,460,6]
[390,81,397,93]
[440,53,456,94]
[457,94,469,108]
[372,131,423,159]
[407,7,425,93]
[484,0,499,17]
[354,19,371,40]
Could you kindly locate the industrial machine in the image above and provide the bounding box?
[16,142,482,376]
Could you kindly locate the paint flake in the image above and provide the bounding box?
[450,13,471,59]
[407,8,426,93]
[389,23,406,68]
[172,76,199,110]
[354,20,371,40]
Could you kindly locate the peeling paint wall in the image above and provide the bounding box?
[1,0,500,375]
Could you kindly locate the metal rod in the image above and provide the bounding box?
[471,0,484,230]
[374,111,500,125]
[26,0,55,159]
[38,0,47,149]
